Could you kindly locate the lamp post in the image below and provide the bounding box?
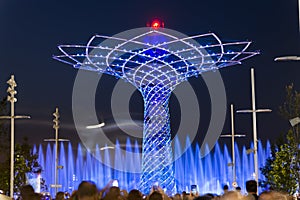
[290,117,300,141]
[53,108,60,195]
[289,117,300,192]
[236,68,271,193]
[299,0,300,33]
[0,75,30,198]
[43,108,69,195]
[221,104,245,188]
[273,0,300,61]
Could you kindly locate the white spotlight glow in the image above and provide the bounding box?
[86,122,105,129]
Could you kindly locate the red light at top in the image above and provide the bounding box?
[152,21,160,29]
[147,19,165,29]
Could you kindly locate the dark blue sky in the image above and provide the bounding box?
[0,0,300,148]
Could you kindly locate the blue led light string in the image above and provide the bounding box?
[53,27,259,194]
[140,83,175,194]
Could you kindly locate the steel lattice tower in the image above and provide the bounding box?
[54,22,258,194]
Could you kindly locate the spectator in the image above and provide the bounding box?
[55,191,65,200]
[173,193,181,200]
[194,195,212,200]
[103,186,124,200]
[20,185,35,200]
[77,181,99,200]
[31,193,42,200]
[235,186,242,195]
[0,194,12,200]
[182,191,190,200]
[128,189,143,200]
[149,191,163,200]
[246,180,258,200]
[222,185,229,194]
[259,191,287,200]
[68,190,78,200]
[220,191,242,200]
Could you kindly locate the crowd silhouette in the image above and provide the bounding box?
[12,179,298,200]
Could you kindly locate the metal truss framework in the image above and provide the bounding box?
[54,27,258,194]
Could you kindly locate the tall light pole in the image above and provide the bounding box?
[221,104,245,188]
[236,68,271,193]
[289,117,300,192]
[290,117,300,140]
[44,108,69,195]
[298,0,300,33]
[273,0,300,61]
[53,108,60,195]
[0,75,30,198]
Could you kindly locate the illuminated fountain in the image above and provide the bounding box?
[53,20,258,194]
[34,139,271,196]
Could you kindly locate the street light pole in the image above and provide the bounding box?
[299,0,300,33]
[237,68,271,193]
[290,117,300,141]
[8,77,15,199]
[289,117,300,192]
[53,108,59,195]
[221,104,245,187]
[44,108,69,196]
[0,75,30,198]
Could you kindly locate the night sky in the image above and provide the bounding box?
[0,0,300,149]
